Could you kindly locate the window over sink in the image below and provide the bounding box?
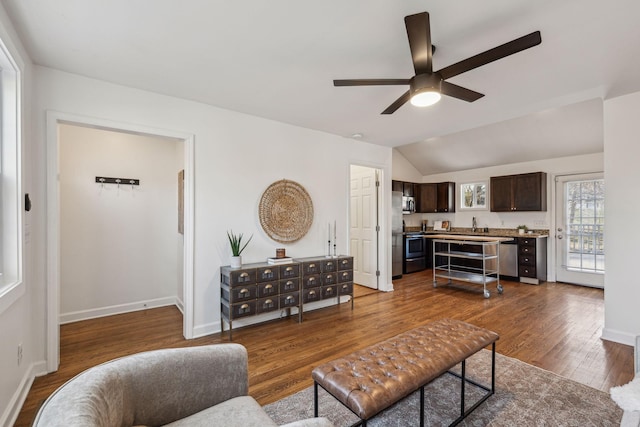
[460,182,487,210]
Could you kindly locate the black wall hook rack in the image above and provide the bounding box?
[95,176,140,186]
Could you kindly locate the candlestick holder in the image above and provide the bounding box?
[327,239,332,258]
[333,243,337,258]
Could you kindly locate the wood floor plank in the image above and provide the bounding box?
[14,271,634,426]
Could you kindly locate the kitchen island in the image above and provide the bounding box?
[428,234,513,298]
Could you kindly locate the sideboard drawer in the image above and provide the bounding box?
[279,279,299,293]
[303,287,321,303]
[280,292,300,308]
[227,269,256,286]
[222,284,257,302]
[321,260,337,272]
[256,297,278,314]
[257,267,278,282]
[338,257,353,271]
[302,274,320,289]
[338,282,353,296]
[257,282,278,298]
[338,270,353,283]
[321,285,337,299]
[280,264,300,279]
[321,273,337,285]
[302,261,321,275]
[222,300,256,319]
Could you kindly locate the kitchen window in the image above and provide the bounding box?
[460,182,487,210]
[0,32,23,315]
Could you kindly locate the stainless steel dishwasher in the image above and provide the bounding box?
[499,240,519,278]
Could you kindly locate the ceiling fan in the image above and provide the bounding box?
[333,12,541,114]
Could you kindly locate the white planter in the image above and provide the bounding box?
[518,229,525,235]
[230,256,242,268]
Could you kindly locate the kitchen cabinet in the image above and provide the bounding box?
[490,172,547,212]
[418,183,437,212]
[437,182,456,212]
[417,182,455,213]
[403,182,416,197]
[517,236,548,284]
[392,180,403,193]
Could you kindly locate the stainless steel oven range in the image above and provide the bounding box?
[404,233,427,274]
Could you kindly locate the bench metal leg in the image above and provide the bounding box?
[314,381,318,417]
[420,386,425,427]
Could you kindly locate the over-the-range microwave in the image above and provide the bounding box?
[402,196,415,214]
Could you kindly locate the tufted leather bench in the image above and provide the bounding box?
[311,318,499,426]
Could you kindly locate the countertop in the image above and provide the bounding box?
[402,227,548,239]
[426,234,514,243]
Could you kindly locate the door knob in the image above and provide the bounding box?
[557,227,563,232]
[558,235,563,239]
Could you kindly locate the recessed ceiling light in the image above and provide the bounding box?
[351,133,363,139]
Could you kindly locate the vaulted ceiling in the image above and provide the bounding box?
[4,0,638,174]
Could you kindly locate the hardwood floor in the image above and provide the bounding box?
[15,270,634,426]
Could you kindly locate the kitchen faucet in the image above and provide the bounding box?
[472,217,477,232]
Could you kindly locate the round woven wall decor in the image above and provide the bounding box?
[259,179,314,244]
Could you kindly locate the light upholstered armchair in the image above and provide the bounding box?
[33,343,333,427]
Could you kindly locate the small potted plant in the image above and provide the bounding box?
[227,230,253,268]
[517,225,528,235]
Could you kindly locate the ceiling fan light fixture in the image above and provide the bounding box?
[410,90,441,107]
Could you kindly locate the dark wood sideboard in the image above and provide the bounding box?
[220,255,354,340]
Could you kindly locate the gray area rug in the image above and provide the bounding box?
[264,349,622,426]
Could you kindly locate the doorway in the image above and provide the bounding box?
[46,111,195,372]
[555,173,605,288]
[349,165,380,289]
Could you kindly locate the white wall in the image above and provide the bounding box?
[392,149,423,183]
[58,124,182,322]
[33,66,393,339]
[602,91,640,345]
[0,4,36,426]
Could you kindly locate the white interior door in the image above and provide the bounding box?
[350,165,379,289]
[555,173,605,288]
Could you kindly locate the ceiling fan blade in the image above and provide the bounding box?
[381,90,411,115]
[333,79,410,86]
[440,81,484,102]
[437,31,541,80]
[405,12,433,75]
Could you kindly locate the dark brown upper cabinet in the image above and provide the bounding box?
[403,182,415,197]
[392,180,404,193]
[417,182,455,213]
[418,183,437,212]
[490,172,547,212]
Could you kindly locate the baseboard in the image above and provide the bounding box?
[193,297,353,338]
[59,297,178,324]
[601,327,637,347]
[1,360,46,427]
